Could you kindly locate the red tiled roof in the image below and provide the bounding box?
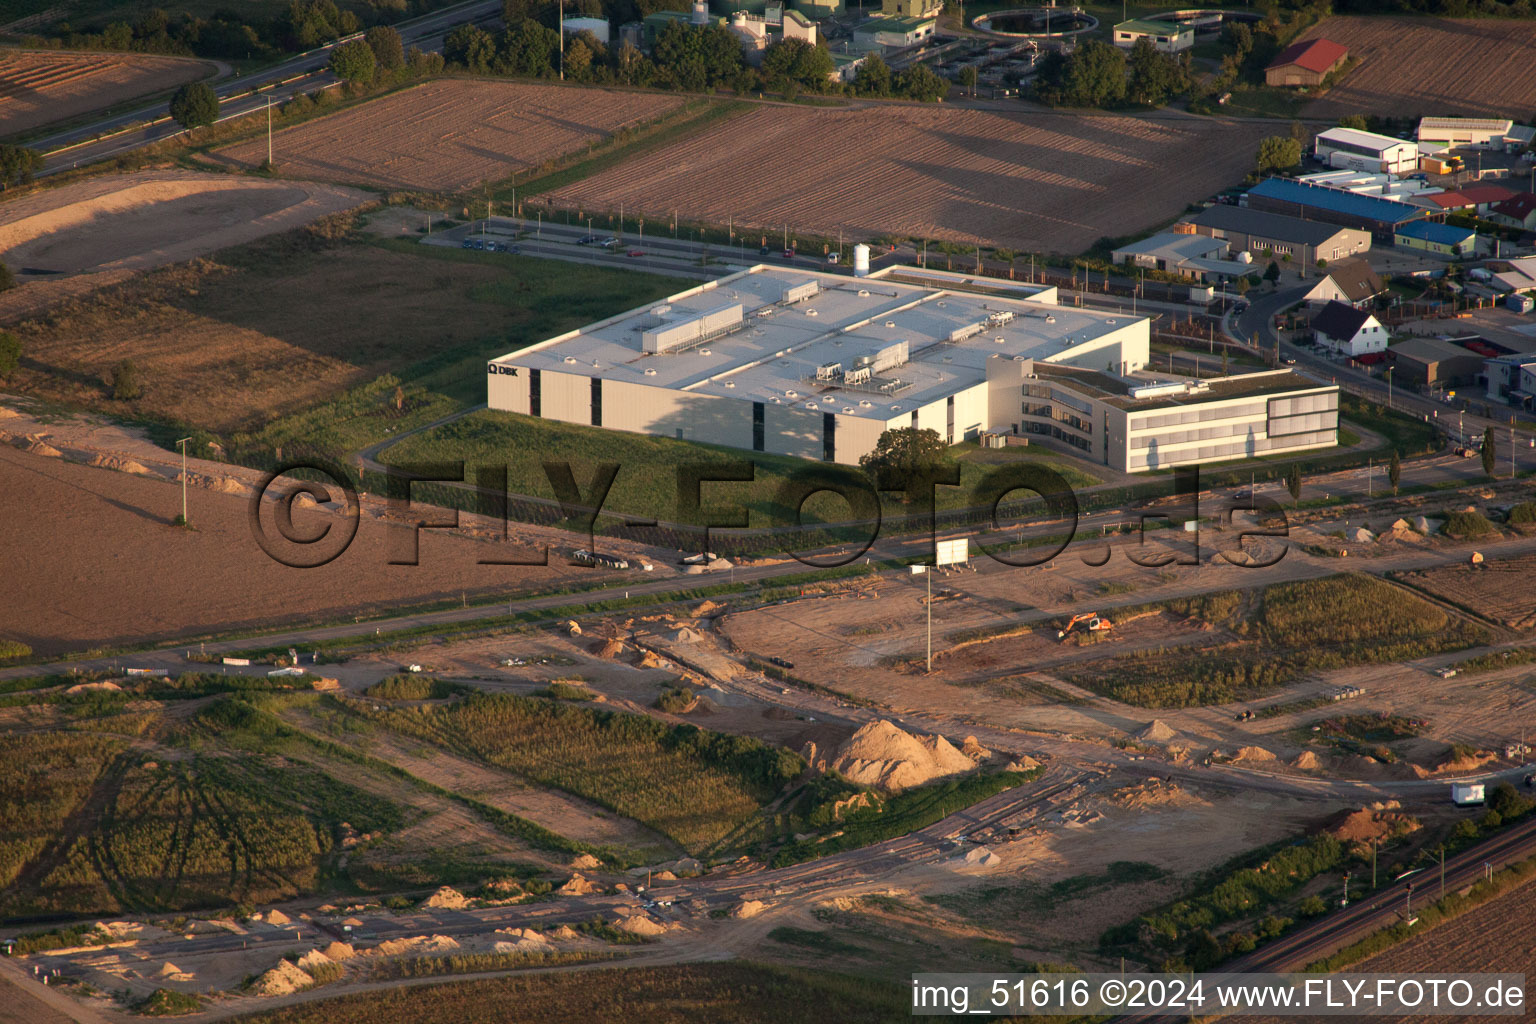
[1267,38,1348,75]
[1491,193,1536,218]
[1459,183,1517,205]
[1427,191,1473,209]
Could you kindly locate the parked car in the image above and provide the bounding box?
[759,245,770,256]
[827,252,841,265]
[460,239,473,249]
[576,235,600,245]
[781,248,796,259]
[602,237,621,249]
[505,244,521,255]
[627,249,644,257]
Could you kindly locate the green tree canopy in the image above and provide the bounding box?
[1126,38,1188,107]
[1482,425,1497,477]
[0,330,20,380]
[893,63,947,102]
[168,81,218,132]
[328,39,376,82]
[859,427,950,478]
[445,23,497,72]
[854,52,891,96]
[365,25,405,70]
[762,38,833,90]
[1256,135,1302,175]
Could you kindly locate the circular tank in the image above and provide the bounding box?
[853,243,870,278]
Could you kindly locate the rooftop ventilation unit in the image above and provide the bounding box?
[642,303,744,354]
[782,279,820,305]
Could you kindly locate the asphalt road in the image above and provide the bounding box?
[37,0,502,176]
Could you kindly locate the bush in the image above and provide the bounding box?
[134,987,203,1016]
[0,263,15,294]
[363,675,469,700]
[1443,510,1497,538]
[168,82,218,132]
[0,639,31,660]
[536,681,595,701]
[109,359,141,401]
[654,685,695,713]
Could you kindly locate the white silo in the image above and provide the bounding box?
[691,0,708,24]
[853,243,870,277]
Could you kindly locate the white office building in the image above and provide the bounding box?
[1313,127,1419,175]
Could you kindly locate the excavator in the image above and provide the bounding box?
[1057,612,1113,641]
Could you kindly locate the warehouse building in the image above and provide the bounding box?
[1183,204,1371,266]
[1395,220,1476,256]
[1485,354,1536,406]
[1390,337,1485,390]
[1313,127,1419,174]
[1264,37,1348,87]
[1246,177,1424,241]
[1109,233,1253,283]
[484,266,1338,473]
[1416,117,1535,151]
[853,14,934,48]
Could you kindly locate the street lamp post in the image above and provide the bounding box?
[175,437,192,526]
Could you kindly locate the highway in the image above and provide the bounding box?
[36,0,502,176]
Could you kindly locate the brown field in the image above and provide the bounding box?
[211,80,687,191]
[1299,17,1536,119]
[0,170,365,321]
[545,104,1274,253]
[0,49,213,137]
[0,442,586,656]
[1398,552,1536,630]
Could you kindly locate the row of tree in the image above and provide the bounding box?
[443,20,948,101]
[1032,39,1193,109]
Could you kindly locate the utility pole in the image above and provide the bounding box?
[1440,846,1446,901]
[1372,838,1377,890]
[558,0,564,80]
[175,437,192,526]
[266,95,272,166]
[926,566,933,673]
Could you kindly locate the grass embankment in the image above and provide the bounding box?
[379,408,1102,530]
[1059,574,1487,708]
[230,962,906,1024]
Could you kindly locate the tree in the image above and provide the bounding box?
[1036,39,1125,108]
[958,65,978,96]
[564,36,595,80]
[328,39,376,83]
[762,38,832,91]
[496,19,560,77]
[1126,37,1185,107]
[859,427,949,479]
[110,359,141,401]
[1255,135,1302,175]
[0,261,13,292]
[1264,260,1281,285]
[1338,114,1368,130]
[168,82,218,134]
[854,53,892,97]
[893,63,947,102]
[1482,425,1497,477]
[0,144,47,187]
[1285,462,1302,506]
[365,25,405,70]
[1388,448,1400,495]
[0,330,19,380]
[445,24,496,72]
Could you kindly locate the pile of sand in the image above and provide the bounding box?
[156,962,194,982]
[962,847,1002,868]
[596,638,625,659]
[614,915,668,937]
[65,681,122,695]
[1234,745,1275,763]
[1138,720,1176,743]
[694,600,723,617]
[670,627,703,643]
[321,942,354,960]
[1434,748,1494,774]
[372,934,459,957]
[559,873,597,895]
[570,853,602,870]
[1326,807,1418,844]
[1292,751,1322,771]
[651,869,677,881]
[493,928,554,954]
[250,959,314,997]
[547,924,580,941]
[730,900,766,919]
[1004,756,1041,773]
[812,720,977,793]
[422,886,470,909]
[295,949,333,971]
[641,857,702,878]
[960,736,992,761]
[88,453,149,474]
[264,909,292,926]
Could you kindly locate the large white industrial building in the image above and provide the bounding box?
[486,266,1338,473]
[1313,127,1419,175]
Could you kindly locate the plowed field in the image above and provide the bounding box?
[1298,17,1536,119]
[212,80,687,191]
[546,104,1274,253]
[0,50,212,136]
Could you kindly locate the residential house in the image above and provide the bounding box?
[1312,300,1388,356]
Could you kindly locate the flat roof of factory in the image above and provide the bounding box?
[488,266,1148,421]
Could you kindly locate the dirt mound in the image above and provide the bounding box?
[559,873,597,895]
[960,736,992,761]
[321,942,354,961]
[596,638,625,659]
[1138,720,1176,742]
[1434,749,1495,775]
[570,853,602,870]
[962,846,1002,867]
[818,720,977,793]
[1325,806,1419,845]
[89,454,150,475]
[694,600,723,617]
[372,934,459,957]
[156,962,193,980]
[1005,755,1041,773]
[65,680,121,695]
[614,915,668,937]
[651,869,677,881]
[547,925,580,941]
[1293,751,1322,771]
[295,949,333,971]
[422,886,469,909]
[1234,745,1275,763]
[250,959,313,997]
[264,909,291,926]
[670,627,703,643]
[731,899,766,919]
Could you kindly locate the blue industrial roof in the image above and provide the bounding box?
[1248,177,1423,225]
[1395,220,1476,245]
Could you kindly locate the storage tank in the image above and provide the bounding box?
[692,0,708,24]
[853,243,870,277]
